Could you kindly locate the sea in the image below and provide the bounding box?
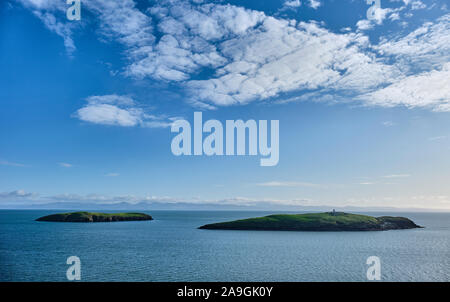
[0,210,449,281]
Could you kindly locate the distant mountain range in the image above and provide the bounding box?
[0,201,447,212]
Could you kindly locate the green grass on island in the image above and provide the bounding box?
[199,212,422,231]
[36,211,153,222]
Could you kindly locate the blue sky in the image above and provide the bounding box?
[1,0,450,209]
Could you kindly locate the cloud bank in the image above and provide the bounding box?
[17,0,450,113]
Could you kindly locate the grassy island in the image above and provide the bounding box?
[199,212,422,231]
[36,211,153,223]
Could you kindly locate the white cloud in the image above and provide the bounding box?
[283,0,301,8]
[308,0,321,9]
[376,14,450,71]
[19,1,450,113]
[357,3,408,31]
[392,0,411,5]
[356,19,374,31]
[359,63,450,111]
[429,136,446,141]
[84,95,135,106]
[17,0,76,54]
[58,162,73,168]
[383,174,411,178]
[389,12,400,21]
[76,103,142,126]
[382,121,396,127]
[255,181,320,187]
[411,1,426,10]
[74,94,175,128]
[85,0,154,48]
[126,2,264,81]
[34,11,75,54]
[0,160,27,167]
[188,18,398,107]
[105,172,120,177]
[0,190,38,199]
[374,14,450,111]
[20,0,60,9]
[370,7,392,25]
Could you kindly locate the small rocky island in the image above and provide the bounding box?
[199,211,422,231]
[36,211,153,223]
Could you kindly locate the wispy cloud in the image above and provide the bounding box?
[58,162,73,168]
[429,136,446,141]
[309,0,321,9]
[105,172,120,177]
[376,14,450,71]
[255,181,321,187]
[282,0,302,9]
[359,181,397,185]
[411,1,427,10]
[17,0,77,55]
[0,190,38,199]
[383,174,411,178]
[359,63,450,112]
[382,121,396,127]
[356,6,394,31]
[0,160,27,167]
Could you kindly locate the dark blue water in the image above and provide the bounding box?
[0,210,449,281]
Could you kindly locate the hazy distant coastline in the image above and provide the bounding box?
[1,201,448,212]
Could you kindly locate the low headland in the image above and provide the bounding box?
[199,212,422,231]
[36,211,153,222]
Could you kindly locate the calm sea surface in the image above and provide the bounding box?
[0,210,449,281]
